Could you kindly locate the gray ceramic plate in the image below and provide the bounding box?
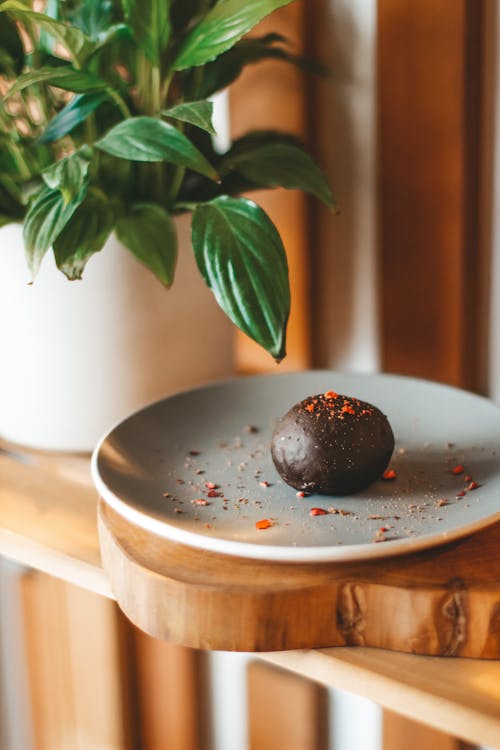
[91,371,500,562]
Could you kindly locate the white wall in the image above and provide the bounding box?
[314,0,380,374]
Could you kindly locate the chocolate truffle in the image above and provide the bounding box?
[271,391,394,495]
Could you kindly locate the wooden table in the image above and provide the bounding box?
[1,442,500,749]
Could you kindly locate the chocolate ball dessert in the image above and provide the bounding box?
[271,390,394,495]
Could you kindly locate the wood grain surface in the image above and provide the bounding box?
[247,661,328,750]
[383,710,474,750]
[377,0,487,390]
[20,571,135,750]
[98,499,500,657]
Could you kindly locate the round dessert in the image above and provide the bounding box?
[271,390,394,495]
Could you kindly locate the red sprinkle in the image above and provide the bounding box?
[464,474,472,482]
[379,527,389,532]
[305,403,315,413]
[205,482,218,489]
[452,465,464,475]
[259,481,270,488]
[296,491,307,498]
[256,519,272,530]
[341,405,355,415]
[309,507,328,516]
[456,490,466,497]
[324,390,338,399]
[381,469,397,480]
[467,481,479,491]
[207,490,220,498]
[194,498,208,506]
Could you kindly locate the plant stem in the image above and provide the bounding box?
[109,91,132,119]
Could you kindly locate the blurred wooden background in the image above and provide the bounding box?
[1,1,498,748]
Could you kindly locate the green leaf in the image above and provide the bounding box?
[41,147,92,204]
[162,100,215,134]
[0,2,92,66]
[0,174,23,214]
[66,0,114,40]
[40,92,108,143]
[3,66,109,98]
[122,0,171,65]
[192,196,290,360]
[0,12,24,75]
[171,0,210,33]
[173,0,294,71]
[198,32,318,98]
[96,117,218,181]
[37,0,59,57]
[23,185,87,277]
[116,203,177,287]
[53,194,116,279]
[222,134,335,207]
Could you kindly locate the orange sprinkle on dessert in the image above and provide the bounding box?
[341,405,355,415]
[324,390,338,399]
[305,403,315,413]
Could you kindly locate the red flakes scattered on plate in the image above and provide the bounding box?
[309,507,328,516]
[381,469,397,480]
[256,519,272,530]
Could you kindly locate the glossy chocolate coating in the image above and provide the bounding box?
[271,391,394,495]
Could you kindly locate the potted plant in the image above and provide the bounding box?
[0,0,334,451]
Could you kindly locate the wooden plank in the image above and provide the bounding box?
[132,630,207,750]
[0,444,110,597]
[377,0,486,389]
[229,1,311,373]
[247,661,328,750]
[263,648,500,750]
[383,710,474,750]
[20,572,134,750]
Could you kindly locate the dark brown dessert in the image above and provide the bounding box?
[271,390,394,495]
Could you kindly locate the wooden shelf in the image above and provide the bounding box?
[1,441,500,748]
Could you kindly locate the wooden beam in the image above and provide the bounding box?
[20,572,135,750]
[383,709,474,750]
[247,661,328,750]
[132,630,207,750]
[377,0,486,389]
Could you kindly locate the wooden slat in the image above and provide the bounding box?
[229,1,311,373]
[383,710,474,750]
[263,648,500,749]
[377,0,486,389]
[377,3,490,747]
[248,661,328,750]
[20,572,134,750]
[132,630,207,750]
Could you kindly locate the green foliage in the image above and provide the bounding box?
[116,203,177,287]
[192,196,290,361]
[96,117,218,180]
[0,0,335,361]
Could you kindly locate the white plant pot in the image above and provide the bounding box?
[0,219,234,452]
